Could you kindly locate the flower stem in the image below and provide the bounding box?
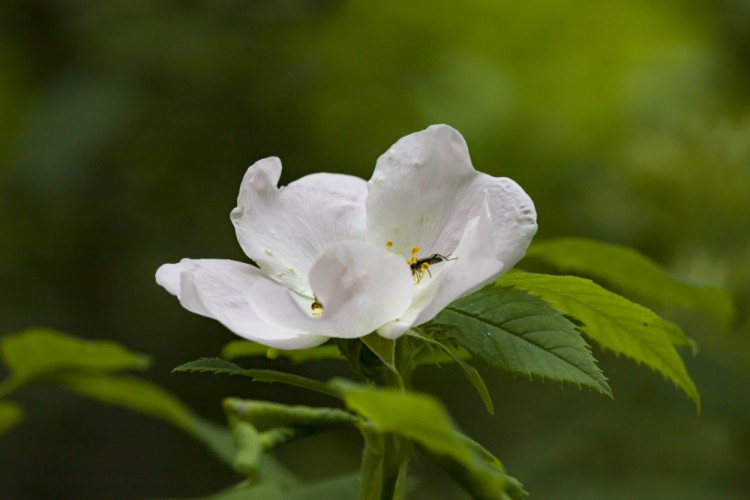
[339,336,417,500]
[360,427,413,500]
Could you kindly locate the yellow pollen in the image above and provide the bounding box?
[311,296,324,317]
[385,241,393,247]
[413,266,427,283]
[408,246,421,265]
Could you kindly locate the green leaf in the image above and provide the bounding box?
[440,432,528,500]
[498,272,700,410]
[333,338,364,363]
[434,286,611,397]
[221,340,344,363]
[55,372,235,463]
[58,373,194,431]
[204,474,358,500]
[331,379,521,499]
[0,328,150,385]
[414,343,472,366]
[223,399,358,479]
[361,334,397,369]
[525,237,734,329]
[332,380,468,459]
[224,399,358,432]
[230,420,264,478]
[0,401,24,436]
[360,334,407,388]
[284,474,360,500]
[174,358,341,399]
[408,330,494,415]
[187,414,236,466]
[0,330,234,463]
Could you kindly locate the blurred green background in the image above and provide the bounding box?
[1,0,749,498]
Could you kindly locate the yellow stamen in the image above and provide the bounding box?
[385,241,393,247]
[408,246,421,265]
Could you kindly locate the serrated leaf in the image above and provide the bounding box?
[498,272,700,410]
[434,286,611,397]
[0,401,24,436]
[0,328,150,385]
[331,379,523,499]
[221,340,344,363]
[175,358,247,375]
[174,358,340,399]
[526,238,734,329]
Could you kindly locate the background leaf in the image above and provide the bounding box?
[0,328,150,384]
[498,272,700,410]
[59,373,196,432]
[525,238,735,328]
[0,401,24,437]
[204,474,358,500]
[434,286,611,397]
[56,372,234,464]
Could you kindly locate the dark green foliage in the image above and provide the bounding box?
[525,238,735,329]
[434,285,611,396]
[497,272,700,409]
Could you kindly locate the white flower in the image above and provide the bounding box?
[156,125,537,349]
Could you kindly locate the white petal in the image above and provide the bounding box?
[367,125,476,258]
[376,283,439,339]
[469,172,537,270]
[248,240,414,339]
[156,259,327,349]
[377,200,503,337]
[231,157,367,296]
[367,124,536,271]
[410,199,505,325]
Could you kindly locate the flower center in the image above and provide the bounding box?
[404,246,455,284]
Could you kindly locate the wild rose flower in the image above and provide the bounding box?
[156,125,537,349]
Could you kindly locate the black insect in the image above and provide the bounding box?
[410,253,456,282]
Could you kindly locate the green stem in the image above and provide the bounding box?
[350,336,417,500]
[235,368,343,399]
[360,428,413,500]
